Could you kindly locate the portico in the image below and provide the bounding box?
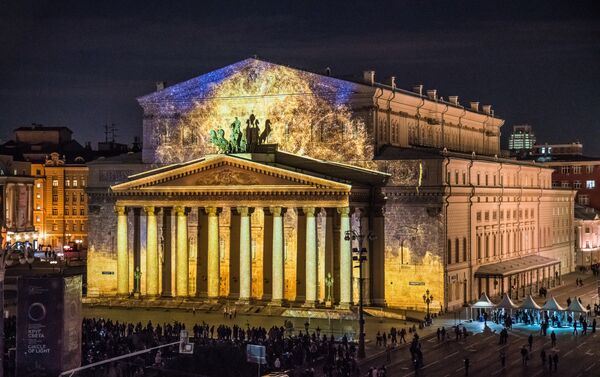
[110,151,388,307]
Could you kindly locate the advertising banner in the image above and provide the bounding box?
[16,276,82,377]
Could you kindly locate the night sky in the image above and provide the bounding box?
[1,1,599,154]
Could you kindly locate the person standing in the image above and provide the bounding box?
[550,331,557,347]
[521,346,529,365]
[528,334,533,351]
[573,321,578,335]
[552,353,558,372]
[499,350,506,368]
[464,357,470,376]
[540,349,546,367]
[593,318,597,333]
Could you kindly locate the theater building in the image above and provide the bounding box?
[86,58,575,311]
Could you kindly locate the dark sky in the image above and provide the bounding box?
[1,1,599,153]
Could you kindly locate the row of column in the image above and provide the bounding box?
[115,205,353,307]
[4,182,34,230]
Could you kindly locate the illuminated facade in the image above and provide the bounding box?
[0,154,36,244]
[32,153,89,249]
[86,58,574,311]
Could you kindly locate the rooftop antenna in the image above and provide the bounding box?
[110,123,118,143]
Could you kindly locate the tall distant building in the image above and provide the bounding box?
[508,124,536,156]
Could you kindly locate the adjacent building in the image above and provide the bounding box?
[574,204,600,269]
[508,124,536,157]
[87,58,575,311]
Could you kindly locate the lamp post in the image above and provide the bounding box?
[423,289,433,322]
[345,228,375,359]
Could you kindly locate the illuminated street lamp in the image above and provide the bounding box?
[344,228,375,359]
[423,289,433,321]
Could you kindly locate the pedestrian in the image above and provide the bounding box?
[437,327,441,342]
[499,350,506,368]
[573,321,578,335]
[551,331,556,347]
[552,353,558,372]
[540,349,546,367]
[593,318,597,333]
[464,357,470,376]
[521,345,529,365]
[528,334,533,351]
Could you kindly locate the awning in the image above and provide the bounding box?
[520,295,542,310]
[471,292,495,309]
[567,298,588,313]
[496,293,518,309]
[474,255,560,278]
[542,296,565,311]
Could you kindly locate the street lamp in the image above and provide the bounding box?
[344,228,375,359]
[423,289,433,322]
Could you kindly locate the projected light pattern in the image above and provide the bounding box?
[140,59,373,165]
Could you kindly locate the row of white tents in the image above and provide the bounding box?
[471,292,589,313]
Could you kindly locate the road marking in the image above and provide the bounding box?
[455,367,464,372]
[444,351,459,359]
[586,349,594,356]
[576,341,588,348]
[421,359,440,369]
[565,349,574,357]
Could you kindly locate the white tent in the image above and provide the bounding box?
[567,298,588,313]
[496,293,518,309]
[471,292,495,308]
[542,296,565,311]
[520,295,542,310]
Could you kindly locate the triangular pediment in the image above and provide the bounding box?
[136,58,368,111]
[111,154,351,193]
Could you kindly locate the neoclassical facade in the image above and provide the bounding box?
[86,58,575,311]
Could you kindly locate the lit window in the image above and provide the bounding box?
[52,223,58,231]
[586,165,594,174]
[573,166,582,174]
[36,193,41,199]
[82,179,86,187]
[36,183,41,188]
[73,180,78,187]
[36,216,40,222]
[65,180,70,187]
[574,181,581,189]
[586,180,595,189]
[52,179,59,187]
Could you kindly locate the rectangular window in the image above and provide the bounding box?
[73,223,78,232]
[52,195,58,202]
[36,216,40,222]
[561,181,570,188]
[574,181,581,189]
[484,211,489,221]
[52,223,58,231]
[65,223,70,231]
[586,165,594,174]
[476,212,482,221]
[462,172,466,185]
[36,169,41,175]
[80,193,85,202]
[82,179,86,187]
[65,179,70,187]
[573,166,581,174]
[561,166,570,174]
[36,183,41,188]
[65,208,69,215]
[447,239,452,264]
[463,238,467,262]
[73,179,78,187]
[455,171,459,185]
[586,180,595,189]
[455,239,460,263]
[586,227,591,233]
[477,236,482,259]
[52,208,58,216]
[80,208,85,215]
[579,195,590,205]
[477,173,481,186]
[36,193,41,199]
[52,179,59,187]
[81,222,85,231]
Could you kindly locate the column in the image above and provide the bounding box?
[324,209,336,305]
[27,184,33,228]
[371,207,386,306]
[175,206,188,297]
[271,207,284,305]
[304,207,317,306]
[238,207,251,303]
[338,207,352,308]
[206,207,220,300]
[145,206,159,296]
[116,205,129,296]
[295,210,307,302]
[162,208,173,297]
[133,208,141,294]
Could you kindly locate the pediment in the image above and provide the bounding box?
[111,154,350,193]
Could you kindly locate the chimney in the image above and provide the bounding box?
[412,84,423,96]
[389,76,396,89]
[156,81,166,91]
[482,105,492,115]
[470,101,480,112]
[426,89,437,100]
[448,96,459,105]
[363,70,375,86]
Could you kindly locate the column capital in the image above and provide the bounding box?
[303,207,316,217]
[268,206,286,217]
[174,206,186,216]
[114,205,127,216]
[143,206,155,215]
[236,206,253,216]
[337,207,351,217]
[204,207,221,216]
